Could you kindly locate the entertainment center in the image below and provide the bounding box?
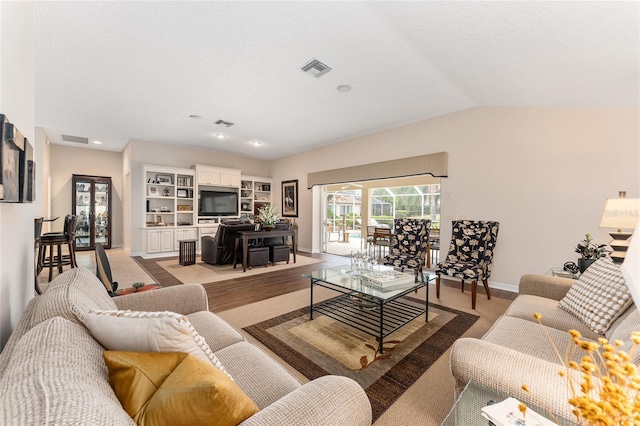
[141,164,271,257]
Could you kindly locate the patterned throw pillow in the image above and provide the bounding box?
[559,257,633,334]
[85,310,232,380]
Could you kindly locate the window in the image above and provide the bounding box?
[370,184,440,229]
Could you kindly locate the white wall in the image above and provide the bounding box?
[127,139,271,253]
[271,107,640,288]
[35,127,50,229]
[48,145,124,247]
[0,2,35,350]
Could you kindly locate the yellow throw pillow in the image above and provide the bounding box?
[103,351,259,426]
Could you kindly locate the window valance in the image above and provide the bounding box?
[307,152,448,189]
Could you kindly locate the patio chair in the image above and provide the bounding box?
[381,218,431,282]
[373,227,391,258]
[435,220,500,309]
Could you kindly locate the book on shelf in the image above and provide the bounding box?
[481,397,557,426]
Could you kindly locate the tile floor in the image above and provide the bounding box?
[36,247,154,292]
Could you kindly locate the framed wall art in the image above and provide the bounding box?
[0,115,23,202]
[281,179,298,218]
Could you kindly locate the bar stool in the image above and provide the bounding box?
[34,217,44,294]
[38,215,78,282]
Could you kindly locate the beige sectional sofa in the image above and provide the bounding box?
[0,267,372,425]
[450,273,640,421]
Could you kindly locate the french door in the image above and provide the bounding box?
[72,174,112,250]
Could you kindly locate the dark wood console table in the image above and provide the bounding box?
[233,230,296,272]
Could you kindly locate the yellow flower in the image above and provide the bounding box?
[518,402,527,417]
[569,329,582,338]
[532,316,640,425]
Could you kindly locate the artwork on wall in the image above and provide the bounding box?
[0,114,34,203]
[20,138,34,202]
[282,179,298,218]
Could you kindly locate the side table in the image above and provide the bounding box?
[441,380,570,425]
[545,267,579,280]
[117,284,160,296]
[179,239,197,266]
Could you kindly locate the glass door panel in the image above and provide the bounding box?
[94,181,110,247]
[74,178,92,249]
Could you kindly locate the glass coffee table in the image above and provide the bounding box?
[302,265,435,354]
[442,381,572,425]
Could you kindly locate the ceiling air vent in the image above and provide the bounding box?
[300,59,332,78]
[61,134,88,144]
[215,120,234,127]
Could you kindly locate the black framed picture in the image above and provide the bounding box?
[282,179,298,217]
[156,174,173,184]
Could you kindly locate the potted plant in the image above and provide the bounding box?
[257,204,278,231]
[574,233,610,272]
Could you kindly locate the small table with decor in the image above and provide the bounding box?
[441,380,571,425]
[116,284,160,296]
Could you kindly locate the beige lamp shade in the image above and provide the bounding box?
[621,220,640,307]
[599,197,640,230]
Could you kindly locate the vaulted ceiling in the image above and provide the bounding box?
[35,1,639,160]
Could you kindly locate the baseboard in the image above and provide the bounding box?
[489,281,518,293]
[139,252,179,260]
[433,275,518,294]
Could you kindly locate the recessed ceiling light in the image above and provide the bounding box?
[215,133,227,139]
[93,140,102,145]
[337,85,352,93]
[251,141,262,146]
[189,114,202,119]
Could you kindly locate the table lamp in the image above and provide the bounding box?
[621,220,640,307]
[599,191,640,263]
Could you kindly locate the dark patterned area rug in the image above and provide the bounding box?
[244,298,479,422]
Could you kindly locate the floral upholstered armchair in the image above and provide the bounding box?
[382,218,431,282]
[435,220,500,309]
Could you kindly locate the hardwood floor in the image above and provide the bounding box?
[133,252,348,312]
[133,252,516,312]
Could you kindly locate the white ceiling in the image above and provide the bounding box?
[35,1,639,160]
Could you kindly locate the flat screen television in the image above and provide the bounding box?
[198,190,238,216]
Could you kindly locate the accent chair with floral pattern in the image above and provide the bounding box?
[381,218,431,282]
[435,220,500,309]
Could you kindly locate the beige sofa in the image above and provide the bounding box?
[450,273,640,421]
[0,267,372,425]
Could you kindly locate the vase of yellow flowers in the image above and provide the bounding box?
[530,313,640,425]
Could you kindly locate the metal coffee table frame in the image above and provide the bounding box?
[304,266,434,354]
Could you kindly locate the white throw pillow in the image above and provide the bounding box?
[559,257,633,334]
[85,310,232,380]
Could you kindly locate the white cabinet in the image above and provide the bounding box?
[146,229,173,253]
[197,169,221,186]
[195,165,241,188]
[198,225,218,238]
